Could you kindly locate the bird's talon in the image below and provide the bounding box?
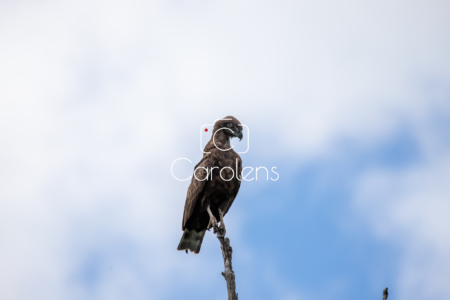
[217,227,225,237]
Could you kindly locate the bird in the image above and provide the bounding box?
[383,287,388,300]
[177,116,243,254]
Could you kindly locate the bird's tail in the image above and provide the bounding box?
[177,229,206,254]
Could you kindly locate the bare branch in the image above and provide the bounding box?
[215,227,238,300]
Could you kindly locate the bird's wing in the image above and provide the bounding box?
[182,155,215,230]
[222,155,242,215]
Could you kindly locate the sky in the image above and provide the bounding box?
[0,0,449,299]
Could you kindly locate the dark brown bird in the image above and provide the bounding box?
[177,116,243,254]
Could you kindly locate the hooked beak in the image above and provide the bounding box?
[236,131,243,141]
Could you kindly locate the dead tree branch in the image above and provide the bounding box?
[215,227,238,300]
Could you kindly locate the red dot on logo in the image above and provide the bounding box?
[205,128,208,132]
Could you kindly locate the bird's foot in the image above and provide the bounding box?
[206,205,220,233]
[207,216,219,233]
[217,225,225,238]
[218,209,226,237]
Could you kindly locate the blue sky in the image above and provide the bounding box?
[1,0,449,300]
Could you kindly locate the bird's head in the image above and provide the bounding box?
[213,116,243,141]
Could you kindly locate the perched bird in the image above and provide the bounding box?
[177,116,243,254]
[383,287,388,300]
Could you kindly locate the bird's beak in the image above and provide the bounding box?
[236,131,243,141]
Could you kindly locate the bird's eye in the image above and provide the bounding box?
[228,123,233,129]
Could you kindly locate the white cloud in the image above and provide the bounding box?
[355,135,450,300]
[0,0,449,299]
